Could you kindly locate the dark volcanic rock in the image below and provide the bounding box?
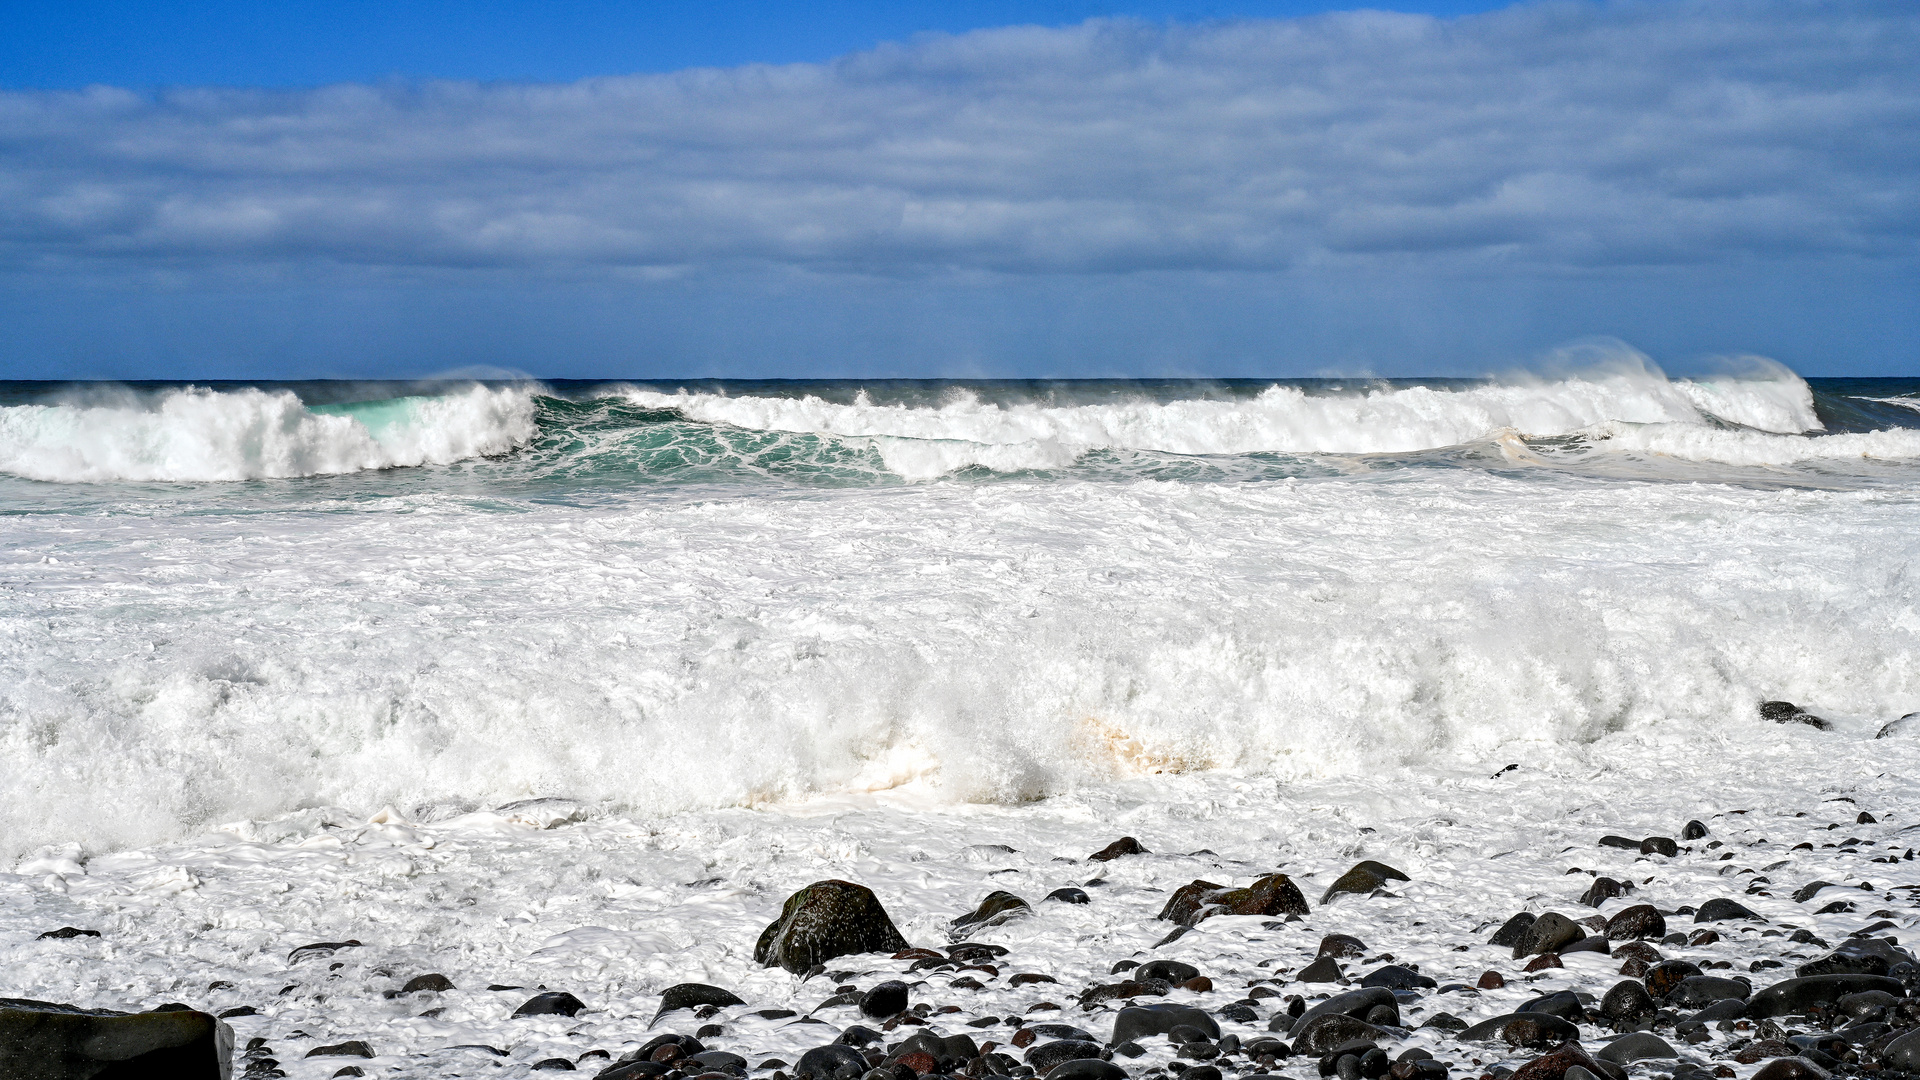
[1510,1041,1605,1080]
[1682,820,1709,840]
[1292,1014,1389,1055]
[952,891,1032,934]
[307,1040,374,1057]
[1513,913,1583,958]
[1745,975,1905,1019]
[1601,980,1657,1026]
[1109,1005,1219,1046]
[1581,878,1627,907]
[288,939,362,963]
[1604,905,1665,941]
[1877,713,1920,739]
[1793,881,1838,904]
[1361,965,1435,991]
[1320,934,1368,959]
[1089,838,1149,861]
[1690,999,1747,1022]
[1044,1060,1128,1080]
[1135,961,1199,984]
[1459,1014,1580,1044]
[1643,961,1703,999]
[1320,861,1410,905]
[755,880,911,974]
[860,981,910,1019]
[514,992,585,1018]
[35,928,99,941]
[1490,913,1537,948]
[1296,957,1343,983]
[652,984,744,1025]
[1296,988,1397,1030]
[1640,837,1679,857]
[1881,1029,1920,1071]
[1760,701,1830,729]
[1665,976,1750,1007]
[1026,1040,1106,1073]
[401,973,455,994]
[1797,946,1896,978]
[1160,875,1308,925]
[1597,1033,1675,1064]
[1048,888,1091,905]
[1598,836,1641,850]
[797,1044,869,1079]
[0,1000,231,1078]
[1750,1060,1830,1080]
[1694,898,1763,923]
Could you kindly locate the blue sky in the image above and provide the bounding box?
[0,0,1915,379]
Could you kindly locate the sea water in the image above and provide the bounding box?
[2,349,1918,1073]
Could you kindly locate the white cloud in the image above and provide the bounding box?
[0,0,1913,276]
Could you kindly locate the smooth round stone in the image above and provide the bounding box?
[1597,1033,1677,1064]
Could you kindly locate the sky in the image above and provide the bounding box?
[0,0,1915,379]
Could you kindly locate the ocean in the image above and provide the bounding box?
[2,353,1918,1075]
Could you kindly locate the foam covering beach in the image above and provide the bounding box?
[1,351,1918,1077]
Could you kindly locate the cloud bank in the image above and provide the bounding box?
[0,0,1915,281]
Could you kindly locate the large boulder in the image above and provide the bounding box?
[1157,874,1308,926]
[1745,975,1905,1019]
[1108,1005,1219,1046]
[1513,913,1584,959]
[1604,905,1666,941]
[755,880,911,974]
[1320,861,1410,905]
[0,999,232,1078]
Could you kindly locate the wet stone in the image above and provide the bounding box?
[756,880,912,975]
[513,992,586,1018]
[1490,913,1537,949]
[1089,838,1149,862]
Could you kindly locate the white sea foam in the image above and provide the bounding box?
[1585,421,1920,467]
[0,384,537,482]
[621,351,1819,476]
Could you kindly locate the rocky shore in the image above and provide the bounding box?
[3,732,1917,1080]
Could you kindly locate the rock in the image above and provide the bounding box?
[513,992,586,1018]
[35,928,100,941]
[1518,992,1583,1021]
[1760,701,1829,729]
[1320,935,1368,959]
[652,984,744,1026]
[1478,971,1506,990]
[860,981,910,1019]
[1562,936,1611,956]
[1694,898,1762,923]
[0,1000,232,1078]
[1682,821,1710,840]
[1598,836,1642,850]
[1797,946,1895,978]
[953,892,1032,935]
[1510,1042,1607,1080]
[1745,975,1905,1018]
[1513,913,1583,959]
[1600,980,1657,1026]
[1792,881,1837,904]
[1361,965,1434,991]
[1640,838,1679,857]
[400,974,455,994]
[797,1044,869,1079]
[1597,1033,1675,1064]
[1643,961,1703,998]
[1048,888,1091,905]
[755,880,911,974]
[1422,1014,1468,1032]
[1665,976,1750,1007]
[1026,1040,1106,1073]
[1580,878,1626,907]
[1159,874,1309,924]
[533,1059,576,1071]
[1089,838,1149,861]
[1320,862,1410,905]
[1459,1014,1580,1044]
[1044,1061,1128,1080]
[1296,957,1343,983]
[1876,713,1920,739]
[1502,1017,1570,1050]
[308,1041,374,1057]
[1295,988,1397,1030]
[288,939,363,964]
[1690,999,1747,1022]
[1750,1060,1829,1080]
[1881,1029,1920,1070]
[1604,905,1665,941]
[1292,1015,1389,1056]
[1490,913,1537,948]
[1613,941,1662,965]
[1158,881,1226,925]
[1135,961,1199,984]
[1108,1005,1219,1046]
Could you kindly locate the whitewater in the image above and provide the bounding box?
[3,350,1920,1078]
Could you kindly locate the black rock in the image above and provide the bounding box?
[1296,957,1343,983]
[1595,1033,1676,1064]
[1109,1005,1220,1046]
[796,1044,869,1079]
[1749,1059,1830,1080]
[1605,905,1665,941]
[1044,1060,1128,1080]
[1457,1013,1580,1044]
[653,984,744,1026]
[1517,991,1584,1021]
[1089,838,1149,862]
[1643,961,1703,999]
[1664,976,1750,1007]
[1513,913,1583,958]
[1693,898,1763,923]
[835,1025,883,1047]
[1876,713,1920,739]
[533,1060,577,1071]
[288,940,362,964]
[1296,988,1397,1030]
[1320,934,1367,959]
[755,880,912,974]
[1598,836,1642,850]
[1027,1040,1107,1074]
[1882,1030,1920,1071]
[1291,1015,1388,1056]
[1048,888,1091,905]
[1792,881,1837,904]
[35,928,100,941]
[1689,998,1747,1022]
[1581,878,1627,907]
[1746,975,1905,1018]
[1639,838,1679,858]
[1421,1014,1468,1032]
[1137,961,1200,985]
[859,981,910,1019]
[0,1000,230,1077]
[1682,821,1710,840]
[953,891,1033,935]
[1797,947,1893,979]
[307,1041,374,1058]
[400,974,455,994]
[513,992,586,1018]
[1489,913,1537,948]
[217,1007,257,1019]
[1360,966,1435,991]
[689,1051,749,1072]
[1759,701,1829,729]
[1600,980,1657,1026]
[1320,861,1410,905]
